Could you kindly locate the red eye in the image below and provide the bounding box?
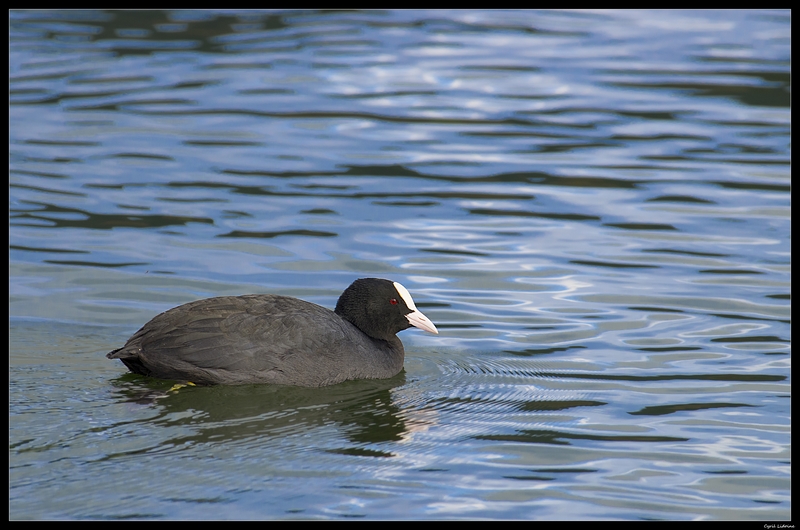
[390,298,398,305]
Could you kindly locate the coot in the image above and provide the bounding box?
[107,278,438,387]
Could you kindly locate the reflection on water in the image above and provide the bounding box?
[10,10,789,520]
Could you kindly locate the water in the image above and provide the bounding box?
[9,9,790,520]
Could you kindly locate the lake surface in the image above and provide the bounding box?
[9,10,790,520]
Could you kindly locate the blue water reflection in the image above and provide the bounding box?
[10,9,789,520]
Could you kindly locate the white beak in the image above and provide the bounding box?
[405,309,438,334]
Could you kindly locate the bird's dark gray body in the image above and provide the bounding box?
[107,294,405,387]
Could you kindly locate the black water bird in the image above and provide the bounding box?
[107,278,438,387]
